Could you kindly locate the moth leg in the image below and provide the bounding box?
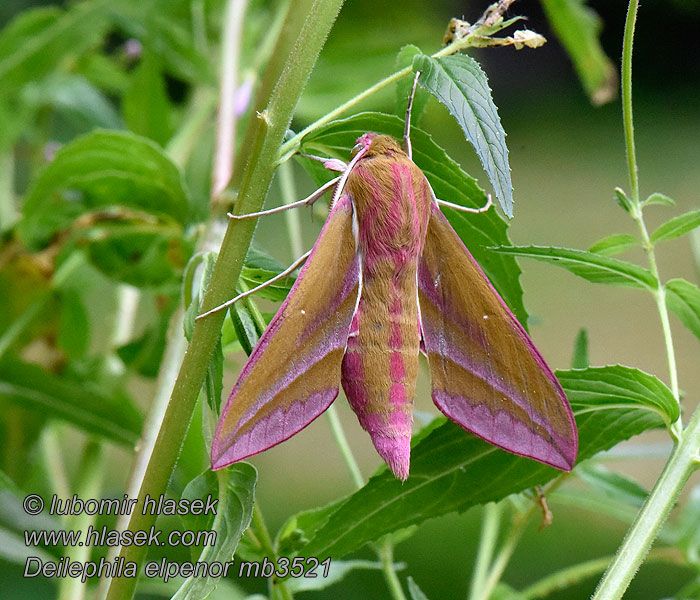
[298,153,348,172]
[228,176,341,220]
[436,194,493,214]
[196,249,312,320]
[403,70,421,160]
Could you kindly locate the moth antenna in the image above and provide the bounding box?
[437,194,493,214]
[403,70,421,160]
[196,249,312,320]
[229,176,341,220]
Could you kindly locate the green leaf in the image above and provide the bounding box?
[0,355,142,445]
[287,560,386,593]
[240,248,296,302]
[666,278,700,343]
[408,577,430,600]
[23,74,123,130]
[576,462,648,508]
[413,54,513,217]
[229,299,265,357]
[19,130,191,249]
[556,365,679,425]
[540,0,616,105]
[496,245,657,290]
[122,51,173,145]
[642,192,675,208]
[650,210,700,243]
[395,45,429,123]
[0,3,108,95]
[81,224,192,287]
[588,233,638,256]
[57,289,89,359]
[571,328,589,369]
[174,466,256,600]
[281,367,668,560]
[300,111,528,326]
[614,187,632,213]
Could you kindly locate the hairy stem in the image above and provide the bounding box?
[103,3,344,598]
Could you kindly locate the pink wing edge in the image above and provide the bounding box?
[211,194,361,470]
[419,202,578,471]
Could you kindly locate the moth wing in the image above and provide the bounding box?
[212,195,360,469]
[418,204,577,470]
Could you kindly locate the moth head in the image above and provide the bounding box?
[351,133,404,160]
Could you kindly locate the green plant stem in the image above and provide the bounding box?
[278,13,502,159]
[103,3,344,599]
[250,503,294,600]
[522,549,680,600]
[381,536,408,600]
[41,427,71,505]
[212,0,248,199]
[592,406,700,598]
[621,0,639,207]
[279,159,305,258]
[619,0,679,424]
[325,405,364,488]
[468,503,501,600]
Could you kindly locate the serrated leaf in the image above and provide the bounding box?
[666,278,700,343]
[556,365,679,425]
[497,245,657,290]
[282,367,667,560]
[395,45,429,123]
[589,233,638,256]
[642,192,675,208]
[571,328,589,369]
[300,112,527,325]
[413,54,513,217]
[540,0,616,105]
[19,130,191,249]
[0,355,142,445]
[650,210,700,244]
[174,466,256,600]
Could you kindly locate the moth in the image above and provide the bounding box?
[207,75,577,481]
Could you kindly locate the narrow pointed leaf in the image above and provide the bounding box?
[300,112,527,325]
[540,0,616,105]
[0,356,142,445]
[287,560,386,592]
[576,463,648,508]
[497,245,657,289]
[408,577,431,600]
[642,192,675,208]
[614,187,633,213]
[666,278,700,343]
[588,233,638,256]
[412,54,513,217]
[650,210,700,243]
[280,367,667,560]
[571,328,589,369]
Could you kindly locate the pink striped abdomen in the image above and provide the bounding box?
[340,143,431,480]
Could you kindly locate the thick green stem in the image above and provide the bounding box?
[103,3,344,599]
[592,407,700,598]
[468,503,501,600]
[381,536,408,600]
